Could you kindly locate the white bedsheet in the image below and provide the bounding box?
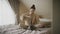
[0,25,51,34]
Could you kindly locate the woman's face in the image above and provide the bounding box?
[29,9,35,14]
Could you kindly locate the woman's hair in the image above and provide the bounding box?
[30,4,36,10]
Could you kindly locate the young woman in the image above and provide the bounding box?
[20,4,40,30]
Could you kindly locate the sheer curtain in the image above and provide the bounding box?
[0,0,16,26]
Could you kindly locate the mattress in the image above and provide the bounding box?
[0,24,51,34]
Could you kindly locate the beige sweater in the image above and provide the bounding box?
[19,13,40,29]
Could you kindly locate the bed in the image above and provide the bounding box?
[0,25,51,34]
[0,18,52,34]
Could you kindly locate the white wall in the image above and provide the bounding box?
[0,0,16,26]
[20,0,52,19]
